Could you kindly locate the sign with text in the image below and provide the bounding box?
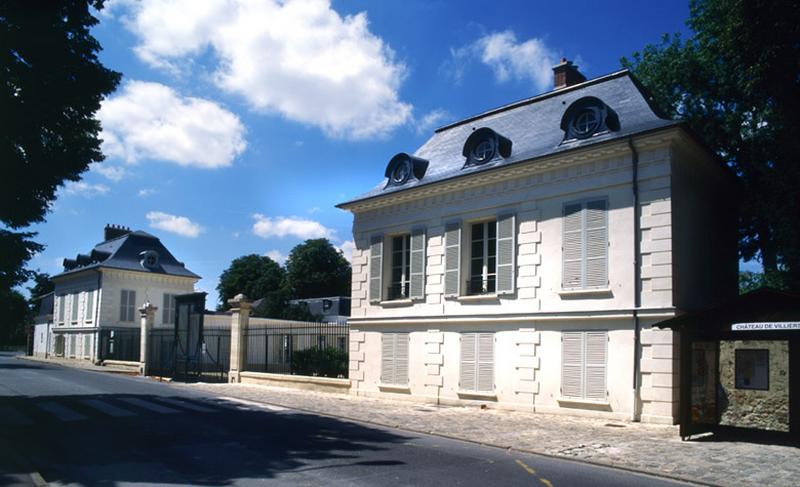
[731,322,800,331]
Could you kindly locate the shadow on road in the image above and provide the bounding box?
[0,393,410,485]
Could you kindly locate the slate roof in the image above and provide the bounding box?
[54,230,200,279]
[338,70,680,208]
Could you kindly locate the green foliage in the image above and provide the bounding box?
[0,289,29,346]
[285,239,351,299]
[217,254,285,310]
[739,271,790,295]
[621,0,800,290]
[290,346,348,378]
[1,1,120,310]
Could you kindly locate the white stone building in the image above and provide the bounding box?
[337,61,738,424]
[33,224,199,362]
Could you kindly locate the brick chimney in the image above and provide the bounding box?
[104,224,131,241]
[553,58,586,90]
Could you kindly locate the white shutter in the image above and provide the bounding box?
[85,290,94,321]
[476,333,494,392]
[459,333,476,391]
[585,200,608,288]
[561,331,584,398]
[381,333,394,384]
[562,203,583,288]
[369,236,384,303]
[496,214,516,295]
[395,333,409,385]
[444,222,461,298]
[71,294,79,322]
[409,229,426,300]
[584,331,608,400]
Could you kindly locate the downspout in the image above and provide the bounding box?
[628,137,642,422]
[93,269,103,364]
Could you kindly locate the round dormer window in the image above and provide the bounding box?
[572,108,600,138]
[140,250,160,269]
[471,138,496,164]
[391,160,412,185]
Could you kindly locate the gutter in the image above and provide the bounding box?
[628,137,642,422]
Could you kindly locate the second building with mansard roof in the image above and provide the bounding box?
[338,60,738,425]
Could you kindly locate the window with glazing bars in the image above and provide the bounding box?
[468,221,496,295]
[389,235,411,300]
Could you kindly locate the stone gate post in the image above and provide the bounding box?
[139,301,157,376]
[228,294,252,383]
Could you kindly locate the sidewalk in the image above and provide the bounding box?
[180,381,799,487]
[19,355,140,375]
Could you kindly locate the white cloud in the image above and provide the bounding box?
[63,181,110,198]
[265,249,287,265]
[448,30,557,92]
[99,80,246,168]
[91,163,128,182]
[138,188,156,197]
[252,214,334,240]
[415,109,450,134]
[336,239,355,264]
[146,211,204,238]
[118,0,412,139]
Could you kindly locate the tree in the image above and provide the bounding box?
[285,239,351,299]
[216,254,285,310]
[1,1,121,304]
[621,0,800,290]
[0,289,28,346]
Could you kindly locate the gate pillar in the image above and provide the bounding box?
[139,301,158,376]
[228,294,252,383]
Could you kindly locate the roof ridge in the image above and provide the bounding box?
[434,69,630,133]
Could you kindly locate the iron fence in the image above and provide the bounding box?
[146,326,230,382]
[243,320,348,378]
[99,328,140,362]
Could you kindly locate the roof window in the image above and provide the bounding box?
[561,96,619,141]
[462,128,512,168]
[384,153,429,188]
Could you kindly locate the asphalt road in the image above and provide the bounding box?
[0,352,693,487]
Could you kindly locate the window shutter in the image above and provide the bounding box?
[85,291,94,321]
[369,236,384,303]
[395,333,409,385]
[584,331,608,400]
[476,333,494,392]
[585,200,608,288]
[128,291,136,322]
[409,229,426,300]
[459,333,476,391]
[120,290,128,322]
[71,294,79,321]
[444,222,461,298]
[381,333,394,384]
[561,331,584,398]
[496,213,516,295]
[562,203,583,288]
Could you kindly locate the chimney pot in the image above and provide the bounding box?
[553,58,586,90]
[104,224,131,241]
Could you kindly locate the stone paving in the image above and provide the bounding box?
[180,382,800,487]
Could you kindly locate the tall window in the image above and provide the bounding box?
[162,293,177,325]
[389,235,411,300]
[120,289,136,322]
[71,294,79,322]
[562,199,608,289]
[468,221,496,295]
[460,332,494,393]
[84,290,94,322]
[381,333,409,386]
[561,331,608,401]
[57,296,65,324]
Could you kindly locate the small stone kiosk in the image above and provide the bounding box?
[656,288,800,441]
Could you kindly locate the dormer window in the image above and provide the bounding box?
[384,153,429,188]
[139,250,160,270]
[561,97,619,141]
[462,127,512,168]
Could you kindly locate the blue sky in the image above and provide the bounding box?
[28,0,708,306]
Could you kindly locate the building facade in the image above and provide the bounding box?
[34,224,199,362]
[338,62,737,424]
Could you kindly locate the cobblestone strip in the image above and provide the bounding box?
[180,382,800,487]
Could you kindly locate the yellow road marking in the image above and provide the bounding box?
[514,459,536,475]
[539,478,554,487]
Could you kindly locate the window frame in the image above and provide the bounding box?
[467,219,497,295]
[561,197,609,290]
[388,234,412,300]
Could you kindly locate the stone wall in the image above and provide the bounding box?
[719,340,789,432]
